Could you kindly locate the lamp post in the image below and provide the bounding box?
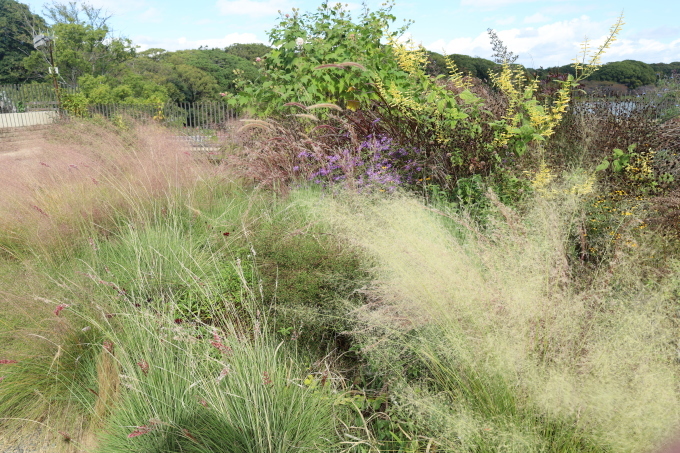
[33,33,62,111]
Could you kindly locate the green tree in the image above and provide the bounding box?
[448,54,498,80]
[172,64,219,103]
[425,51,447,76]
[23,1,135,87]
[0,0,47,83]
[166,49,258,93]
[587,59,656,89]
[224,43,272,61]
[229,1,412,115]
[649,62,680,79]
[123,49,184,101]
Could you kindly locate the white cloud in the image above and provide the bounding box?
[604,38,680,63]
[524,13,549,24]
[134,32,265,51]
[137,7,162,23]
[215,0,290,17]
[424,15,676,67]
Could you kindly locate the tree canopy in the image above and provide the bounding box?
[586,59,657,89]
[224,43,271,61]
[22,1,135,87]
[0,0,47,84]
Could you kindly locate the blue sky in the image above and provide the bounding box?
[20,0,680,68]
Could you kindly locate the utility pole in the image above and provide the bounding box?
[33,33,62,112]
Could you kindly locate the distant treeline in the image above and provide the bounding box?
[2,0,677,103]
[426,51,679,90]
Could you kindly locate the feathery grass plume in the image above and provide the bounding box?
[312,186,680,452]
[307,103,343,111]
[336,61,367,71]
[0,120,218,263]
[237,119,274,133]
[292,113,319,121]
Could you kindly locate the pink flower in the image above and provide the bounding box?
[255,57,261,62]
[219,92,227,97]
[0,360,18,364]
[54,304,69,316]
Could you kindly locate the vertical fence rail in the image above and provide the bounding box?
[83,101,237,130]
[2,83,238,130]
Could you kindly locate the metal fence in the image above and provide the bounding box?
[0,99,238,130]
[86,101,238,129]
[0,83,76,113]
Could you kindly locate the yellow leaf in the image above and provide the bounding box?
[346,100,360,111]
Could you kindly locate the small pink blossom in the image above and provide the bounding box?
[211,332,232,355]
[58,431,71,442]
[103,340,114,354]
[137,360,149,376]
[127,418,160,438]
[181,429,198,442]
[219,92,227,97]
[217,365,231,382]
[127,425,153,438]
[54,303,69,316]
[32,205,49,217]
[255,57,261,62]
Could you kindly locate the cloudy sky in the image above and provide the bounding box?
[19,0,680,68]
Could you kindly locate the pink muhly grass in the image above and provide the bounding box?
[54,303,69,316]
[32,205,49,217]
[211,332,232,355]
[128,418,161,438]
[127,425,154,438]
[217,365,231,382]
[58,431,71,442]
[102,340,114,354]
[181,428,198,442]
[137,360,149,376]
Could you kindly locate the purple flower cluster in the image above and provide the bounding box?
[294,133,424,191]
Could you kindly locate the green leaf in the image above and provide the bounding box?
[596,160,610,172]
